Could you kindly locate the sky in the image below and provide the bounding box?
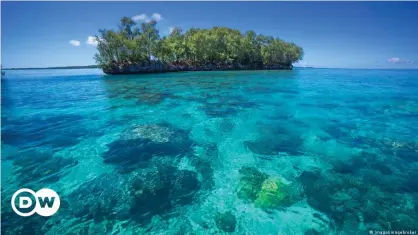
[1,2,418,69]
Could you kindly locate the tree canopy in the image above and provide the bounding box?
[94,17,304,72]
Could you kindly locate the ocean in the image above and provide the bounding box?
[1,68,418,234]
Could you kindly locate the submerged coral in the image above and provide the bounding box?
[188,155,215,191]
[236,166,268,201]
[244,122,305,156]
[130,165,201,224]
[121,123,176,142]
[202,102,239,118]
[102,123,194,173]
[136,92,165,105]
[200,94,259,118]
[215,211,237,232]
[65,163,202,227]
[0,210,49,235]
[1,114,88,149]
[236,166,295,210]
[3,67,418,234]
[11,150,78,187]
[66,173,134,222]
[254,177,288,209]
[298,168,418,231]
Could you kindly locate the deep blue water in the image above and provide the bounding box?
[1,68,418,234]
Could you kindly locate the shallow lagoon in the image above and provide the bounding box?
[1,68,418,234]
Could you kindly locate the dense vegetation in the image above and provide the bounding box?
[94,17,304,73]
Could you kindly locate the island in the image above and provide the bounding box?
[94,17,304,75]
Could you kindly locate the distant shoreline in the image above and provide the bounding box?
[4,66,417,72]
[2,65,98,70]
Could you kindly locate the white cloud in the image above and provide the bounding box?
[69,40,80,46]
[169,27,175,34]
[387,57,414,64]
[151,13,162,22]
[132,13,163,23]
[132,14,149,22]
[86,36,99,46]
[388,57,401,63]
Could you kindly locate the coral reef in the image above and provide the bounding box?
[237,166,268,201]
[237,166,295,209]
[102,123,193,173]
[215,211,237,232]
[130,165,201,224]
[244,122,304,156]
[64,163,202,226]
[10,150,78,187]
[66,173,133,222]
[254,177,288,209]
[1,114,88,149]
[299,168,418,231]
[121,123,176,142]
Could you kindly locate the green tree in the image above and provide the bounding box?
[94,16,304,72]
[140,20,160,64]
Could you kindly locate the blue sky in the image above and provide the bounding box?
[2,2,418,69]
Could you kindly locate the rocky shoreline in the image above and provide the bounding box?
[102,62,293,75]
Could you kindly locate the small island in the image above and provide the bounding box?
[94,17,304,75]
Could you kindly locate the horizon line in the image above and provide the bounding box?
[2,65,418,71]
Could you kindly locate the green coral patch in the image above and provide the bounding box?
[236,166,268,201]
[215,211,237,233]
[254,178,288,209]
[236,166,292,209]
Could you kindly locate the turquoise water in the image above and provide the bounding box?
[1,68,418,234]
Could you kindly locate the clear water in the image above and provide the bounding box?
[1,68,418,234]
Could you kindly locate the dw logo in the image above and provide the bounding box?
[11,188,60,217]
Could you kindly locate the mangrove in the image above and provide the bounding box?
[94,17,304,75]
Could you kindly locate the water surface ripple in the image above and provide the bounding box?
[2,68,418,234]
